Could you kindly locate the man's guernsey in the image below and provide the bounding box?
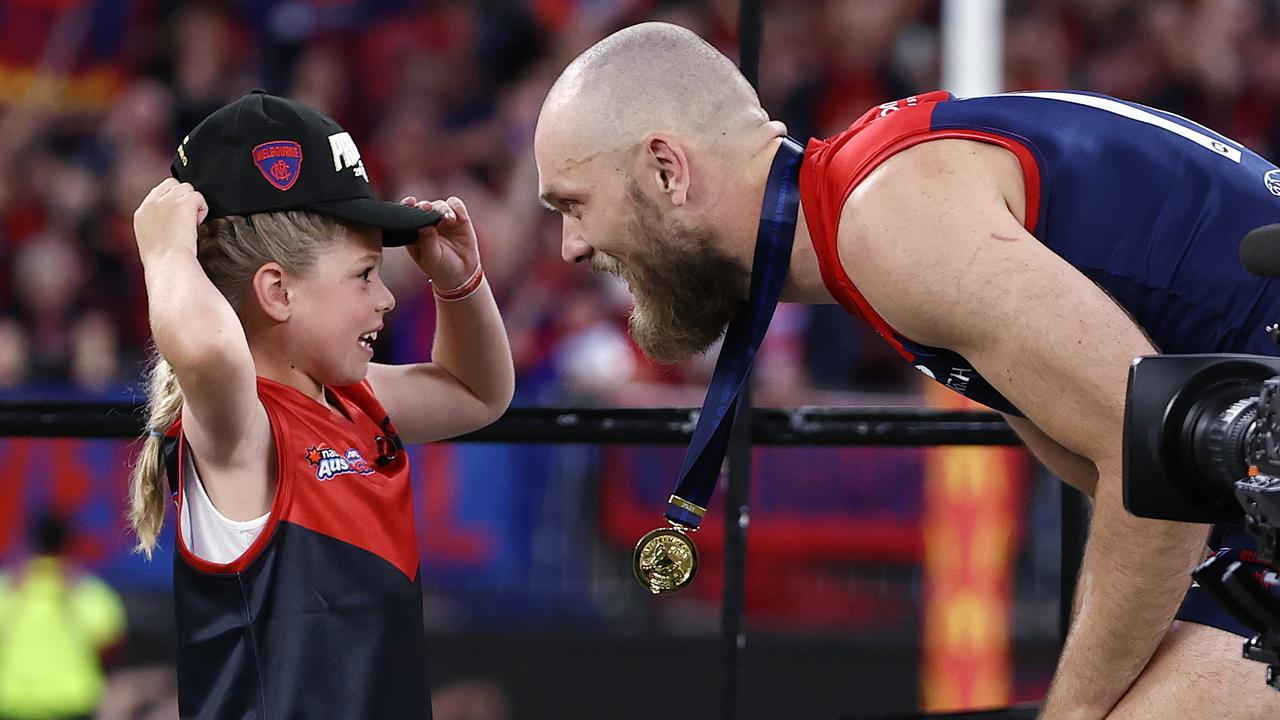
[170,377,430,719]
[797,89,1280,638]
[799,89,1280,416]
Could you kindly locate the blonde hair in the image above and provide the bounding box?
[128,210,347,557]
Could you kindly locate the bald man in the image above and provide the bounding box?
[535,22,1280,719]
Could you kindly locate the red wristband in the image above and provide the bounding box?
[433,264,484,302]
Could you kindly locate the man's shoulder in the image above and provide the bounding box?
[831,137,1035,343]
[803,92,967,250]
[840,137,1021,230]
[819,90,956,144]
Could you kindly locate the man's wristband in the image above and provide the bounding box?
[433,264,484,302]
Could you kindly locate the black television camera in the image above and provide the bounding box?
[1123,224,1280,692]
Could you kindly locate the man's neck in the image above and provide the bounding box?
[738,133,834,305]
[783,201,833,304]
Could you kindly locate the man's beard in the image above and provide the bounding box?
[593,183,743,364]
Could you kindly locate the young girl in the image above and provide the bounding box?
[127,92,513,718]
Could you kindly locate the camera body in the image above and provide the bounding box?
[1118,222,1280,690]
[1124,354,1280,527]
[1124,355,1280,691]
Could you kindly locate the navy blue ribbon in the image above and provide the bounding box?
[664,137,804,529]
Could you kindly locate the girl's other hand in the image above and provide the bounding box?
[399,195,479,289]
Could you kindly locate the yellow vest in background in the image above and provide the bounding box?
[0,556,126,720]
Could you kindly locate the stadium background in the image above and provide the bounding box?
[2,0,1279,718]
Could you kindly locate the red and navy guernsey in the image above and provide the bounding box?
[801,90,1280,416]
[799,90,1280,637]
[172,377,431,719]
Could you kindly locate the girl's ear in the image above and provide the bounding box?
[251,263,292,322]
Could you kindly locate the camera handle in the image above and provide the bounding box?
[1192,548,1280,691]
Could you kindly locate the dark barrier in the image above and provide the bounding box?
[0,403,1018,445]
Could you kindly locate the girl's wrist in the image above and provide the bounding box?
[139,241,197,269]
[433,263,484,302]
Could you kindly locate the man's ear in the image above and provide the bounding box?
[644,135,690,207]
[251,262,292,322]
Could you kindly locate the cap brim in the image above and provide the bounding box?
[309,197,443,247]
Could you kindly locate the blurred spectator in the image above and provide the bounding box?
[10,230,88,383]
[553,285,638,402]
[165,2,254,137]
[97,665,179,720]
[0,511,126,720]
[69,310,121,391]
[285,40,351,120]
[0,318,31,388]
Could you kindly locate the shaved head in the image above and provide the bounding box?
[540,22,767,152]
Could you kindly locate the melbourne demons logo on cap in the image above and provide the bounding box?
[252,140,303,191]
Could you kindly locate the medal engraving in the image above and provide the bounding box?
[632,526,699,594]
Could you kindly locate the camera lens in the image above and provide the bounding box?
[1186,386,1258,491]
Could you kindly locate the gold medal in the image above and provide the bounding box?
[632,525,699,594]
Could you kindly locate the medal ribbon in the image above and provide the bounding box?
[663,137,804,529]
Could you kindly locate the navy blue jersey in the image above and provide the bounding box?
[801,90,1280,415]
[171,378,431,718]
[800,91,1280,637]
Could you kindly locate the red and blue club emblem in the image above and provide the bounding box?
[252,140,303,191]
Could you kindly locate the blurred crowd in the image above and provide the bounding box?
[8,1,1277,717]
[3,0,1280,408]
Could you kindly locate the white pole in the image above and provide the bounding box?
[929,8,1009,713]
[941,0,1004,97]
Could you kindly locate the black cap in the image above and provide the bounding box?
[171,90,440,246]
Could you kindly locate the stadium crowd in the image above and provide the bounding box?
[6,1,1280,718]
[7,0,1278,407]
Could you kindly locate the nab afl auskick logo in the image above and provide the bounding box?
[304,444,374,481]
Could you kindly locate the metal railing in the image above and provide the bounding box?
[0,400,1077,719]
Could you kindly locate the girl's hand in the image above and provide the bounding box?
[134,178,208,261]
[399,196,479,289]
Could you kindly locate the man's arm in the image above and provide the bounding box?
[839,139,1208,719]
[1003,413,1097,623]
[1003,414,1098,499]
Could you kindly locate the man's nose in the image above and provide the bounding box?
[561,221,593,264]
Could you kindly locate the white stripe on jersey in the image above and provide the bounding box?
[987,91,1244,163]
